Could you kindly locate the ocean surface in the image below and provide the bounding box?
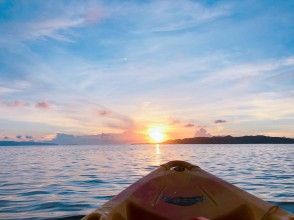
[0,144,293,220]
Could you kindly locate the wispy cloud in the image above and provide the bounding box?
[215,120,227,124]
[169,118,181,125]
[127,0,231,33]
[0,86,20,95]
[94,107,134,130]
[0,1,106,45]
[35,101,50,109]
[24,18,84,42]
[184,123,195,127]
[96,109,112,117]
[1,100,30,108]
[200,56,294,85]
[1,100,51,110]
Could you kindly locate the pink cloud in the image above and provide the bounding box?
[184,123,195,127]
[1,100,30,107]
[195,128,211,137]
[94,108,134,132]
[35,101,50,109]
[84,7,105,23]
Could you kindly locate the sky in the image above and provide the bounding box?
[0,0,293,142]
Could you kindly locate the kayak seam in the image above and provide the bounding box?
[152,185,167,207]
[261,206,279,220]
[198,185,218,207]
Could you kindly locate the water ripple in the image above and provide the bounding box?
[0,144,293,219]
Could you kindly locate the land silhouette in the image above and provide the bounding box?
[0,135,293,146]
[164,135,294,144]
[0,141,56,146]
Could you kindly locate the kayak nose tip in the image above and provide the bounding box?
[161,160,197,171]
[171,166,186,172]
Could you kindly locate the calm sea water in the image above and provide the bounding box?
[0,144,293,219]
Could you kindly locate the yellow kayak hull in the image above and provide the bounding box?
[83,160,293,220]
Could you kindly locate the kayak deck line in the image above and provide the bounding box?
[198,185,218,207]
[83,160,293,220]
[152,185,167,207]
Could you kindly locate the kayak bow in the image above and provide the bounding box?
[83,160,293,220]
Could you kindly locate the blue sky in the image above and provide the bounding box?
[0,0,293,141]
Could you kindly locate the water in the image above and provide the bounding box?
[0,144,293,219]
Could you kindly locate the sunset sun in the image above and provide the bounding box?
[148,126,166,143]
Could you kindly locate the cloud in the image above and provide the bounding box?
[35,101,50,109]
[52,132,140,145]
[105,121,133,130]
[94,107,134,130]
[97,109,112,116]
[214,120,227,124]
[0,86,21,95]
[25,18,85,42]
[169,118,181,125]
[131,0,231,33]
[184,123,195,127]
[0,19,81,45]
[1,100,51,110]
[84,6,106,24]
[195,128,211,137]
[0,0,228,44]
[0,2,106,45]
[201,56,294,85]
[1,100,30,108]
[0,119,68,137]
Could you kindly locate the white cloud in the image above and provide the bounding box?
[0,2,106,44]
[200,56,294,84]
[128,0,231,33]
[25,18,84,42]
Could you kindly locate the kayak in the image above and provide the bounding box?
[83,160,293,220]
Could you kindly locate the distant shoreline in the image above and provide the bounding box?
[0,141,57,146]
[164,135,294,144]
[1,135,293,146]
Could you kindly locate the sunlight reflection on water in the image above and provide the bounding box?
[0,144,293,219]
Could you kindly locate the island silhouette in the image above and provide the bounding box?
[164,135,294,144]
[0,141,56,146]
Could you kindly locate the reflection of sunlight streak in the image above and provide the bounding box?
[154,144,162,166]
[156,144,161,155]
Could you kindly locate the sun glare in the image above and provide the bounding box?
[148,126,166,143]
